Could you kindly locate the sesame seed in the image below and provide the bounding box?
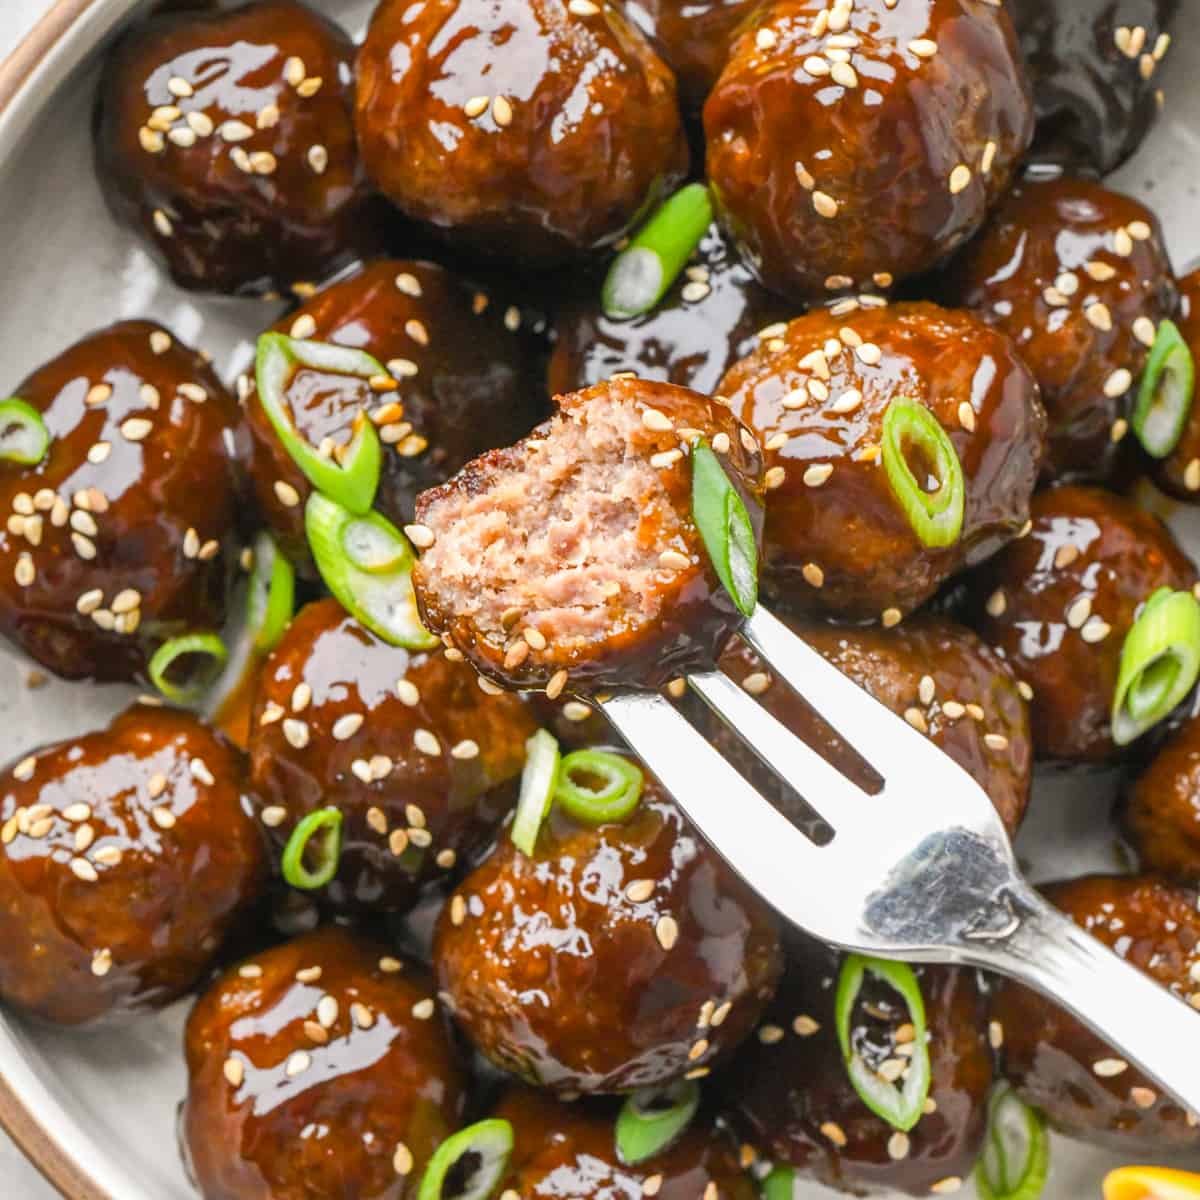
[831,61,858,88]
[803,463,833,487]
[285,1051,310,1078]
[1111,419,1129,444]
[62,802,91,823]
[882,607,902,628]
[389,828,409,855]
[1085,260,1117,282]
[261,806,287,828]
[412,998,435,1020]
[643,1177,663,1197]
[93,846,121,866]
[332,713,364,741]
[223,1057,244,1087]
[1081,618,1112,644]
[13,555,34,587]
[957,401,976,432]
[1133,316,1158,347]
[305,144,328,174]
[393,1142,414,1176]
[813,191,839,219]
[1113,228,1134,257]
[71,533,97,560]
[546,670,569,700]
[414,729,441,756]
[1093,1057,1128,1077]
[451,739,479,760]
[764,466,787,490]
[87,441,112,465]
[1130,1087,1157,1109]
[931,1178,963,1195]
[296,966,322,983]
[283,719,309,749]
[1104,368,1133,398]
[821,1122,848,1148]
[70,857,98,882]
[909,38,937,57]
[1086,302,1113,332]
[138,127,165,153]
[949,164,972,194]
[1186,460,1200,492]
[793,1014,820,1036]
[151,805,176,830]
[904,707,929,734]
[274,480,301,508]
[120,417,153,442]
[316,995,339,1029]
[656,914,679,950]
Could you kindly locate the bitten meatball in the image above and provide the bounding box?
[703,0,1033,301]
[0,706,264,1026]
[248,598,535,912]
[724,938,992,1198]
[413,378,765,696]
[243,259,542,572]
[964,486,1197,763]
[991,875,1200,1153]
[1150,266,1200,501]
[434,776,783,1093]
[716,302,1045,621]
[1124,710,1200,880]
[355,0,687,265]
[952,175,1176,482]
[96,0,377,297]
[182,926,466,1199]
[0,320,242,682]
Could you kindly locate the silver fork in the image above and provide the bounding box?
[599,605,1200,1115]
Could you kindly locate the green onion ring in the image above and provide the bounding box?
[615,1080,700,1166]
[416,1119,514,1200]
[0,397,50,465]
[281,807,343,890]
[976,1085,1050,1200]
[148,633,229,705]
[511,729,560,856]
[834,954,931,1132]
[880,399,965,549]
[1111,587,1200,745]
[246,532,295,653]
[691,437,758,618]
[554,749,644,825]
[762,1167,797,1200]
[602,184,714,319]
[1133,319,1195,458]
[255,332,384,514]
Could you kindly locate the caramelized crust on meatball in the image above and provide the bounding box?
[1124,709,1200,880]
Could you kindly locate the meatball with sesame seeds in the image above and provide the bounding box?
[0,705,265,1027]
[1125,708,1200,882]
[182,925,466,1200]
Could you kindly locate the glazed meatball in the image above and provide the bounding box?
[964,486,1197,763]
[1150,267,1200,501]
[434,775,783,1093]
[952,175,1176,482]
[703,0,1033,301]
[1124,709,1200,880]
[724,938,992,1198]
[715,302,1045,621]
[182,926,466,1199]
[413,378,765,696]
[356,0,687,265]
[96,0,377,297]
[243,259,542,572]
[248,598,535,912]
[0,706,264,1026]
[0,320,242,682]
[991,875,1200,1152]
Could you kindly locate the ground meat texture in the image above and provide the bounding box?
[716,302,1045,622]
[248,598,535,913]
[181,926,466,1200]
[0,706,264,1026]
[1124,710,1200,880]
[243,259,542,574]
[702,0,1032,303]
[951,175,1176,483]
[963,486,1197,764]
[723,936,990,1197]
[433,778,783,1093]
[414,378,765,695]
[95,0,378,298]
[991,875,1200,1153]
[355,0,687,267]
[1151,267,1200,501]
[0,320,243,683]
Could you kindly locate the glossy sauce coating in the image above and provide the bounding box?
[703,0,1033,300]
[182,926,466,1200]
[991,875,1200,1152]
[433,779,783,1093]
[964,486,1197,763]
[0,320,242,682]
[95,0,377,297]
[1124,708,1200,880]
[1151,267,1200,501]
[355,0,688,265]
[716,302,1045,620]
[248,598,535,913]
[0,705,264,1026]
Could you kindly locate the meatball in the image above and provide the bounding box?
[952,175,1176,482]
[715,302,1045,621]
[724,938,992,1198]
[0,320,242,683]
[964,486,1197,763]
[434,776,783,1093]
[413,378,766,696]
[182,926,466,1199]
[1150,267,1200,501]
[991,875,1200,1152]
[703,0,1033,301]
[248,598,535,912]
[0,705,264,1026]
[355,0,687,266]
[1124,710,1200,880]
[95,0,377,297]
[243,259,542,572]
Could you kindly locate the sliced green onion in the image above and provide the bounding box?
[835,954,931,1132]
[762,1167,797,1200]
[511,729,560,856]
[281,807,343,890]
[1133,320,1195,458]
[246,532,295,653]
[1112,587,1200,745]
[555,749,644,825]
[615,1080,700,1165]
[602,184,714,319]
[148,633,229,704]
[255,332,384,514]
[976,1086,1050,1200]
[691,438,758,618]
[881,399,965,549]
[305,491,438,650]
[416,1119,513,1200]
[0,398,49,465]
